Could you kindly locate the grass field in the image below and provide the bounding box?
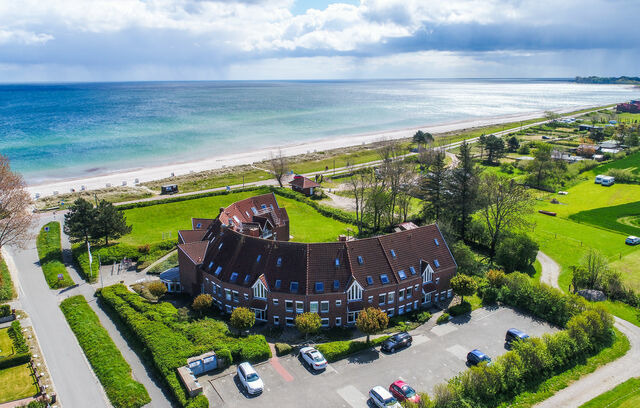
[584,150,640,177]
[616,112,640,124]
[121,189,354,245]
[36,222,74,288]
[0,363,39,403]
[0,327,14,356]
[580,377,640,408]
[571,201,640,237]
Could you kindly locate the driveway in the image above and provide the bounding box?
[208,306,557,407]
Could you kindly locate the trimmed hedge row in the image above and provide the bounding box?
[0,352,31,370]
[316,335,389,363]
[8,320,29,353]
[268,187,358,227]
[36,222,74,288]
[60,295,151,408]
[0,255,15,301]
[275,343,293,356]
[0,304,10,318]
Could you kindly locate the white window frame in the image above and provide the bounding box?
[273,298,279,306]
[310,301,319,313]
[273,315,280,325]
[321,318,329,327]
[347,281,363,301]
[407,287,412,299]
[285,317,294,327]
[225,288,232,301]
[232,290,239,303]
[285,300,293,312]
[296,301,304,314]
[252,279,267,299]
[448,289,453,298]
[398,289,405,302]
[379,293,386,305]
[335,317,342,326]
[336,299,342,307]
[368,296,373,303]
[422,263,434,283]
[387,308,394,317]
[398,305,405,315]
[320,301,329,313]
[388,291,395,304]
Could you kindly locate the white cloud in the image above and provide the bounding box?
[0,29,53,45]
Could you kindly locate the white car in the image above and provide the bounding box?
[299,346,328,370]
[626,236,640,246]
[369,385,402,408]
[237,362,264,395]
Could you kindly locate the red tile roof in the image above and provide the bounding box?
[289,175,320,189]
[178,229,206,244]
[178,241,209,265]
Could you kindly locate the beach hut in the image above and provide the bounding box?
[289,175,320,196]
[161,184,179,195]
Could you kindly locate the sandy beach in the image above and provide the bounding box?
[26,105,598,198]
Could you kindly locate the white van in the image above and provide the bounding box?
[601,176,615,186]
[595,175,605,184]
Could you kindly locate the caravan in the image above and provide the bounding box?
[594,174,605,184]
[601,176,615,186]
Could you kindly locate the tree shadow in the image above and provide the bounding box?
[346,348,380,365]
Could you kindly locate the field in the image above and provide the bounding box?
[35,222,74,288]
[615,112,640,124]
[0,327,13,355]
[580,377,640,408]
[584,150,640,177]
[121,189,354,246]
[0,364,39,403]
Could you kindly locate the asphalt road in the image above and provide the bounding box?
[207,306,557,408]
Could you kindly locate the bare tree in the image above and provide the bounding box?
[347,170,371,235]
[477,173,534,258]
[268,149,288,188]
[377,142,411,228]
[0,155,34,249]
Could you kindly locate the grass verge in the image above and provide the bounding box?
[580,377,640,408]
[36,222,74,288]
[0,256,15,302]
[316,336,390,363]
[60,295,151,408]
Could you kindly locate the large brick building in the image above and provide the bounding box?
[177,193,457,328]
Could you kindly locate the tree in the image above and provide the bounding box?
[295,312,321,340]
[450,241,480,276]
[192,294,213,316]
[356,307,389,343]
[544,111,560,122]
[268,148,288,188]
[495,233,539,273]
[91,199,132,245]
[482,135,505,165]
[0,155,33,249]
[572,249,609,291]
[450,274,477,303]
[147,281,168,299]
[445,141,481,241]
[507,136,520,152]
[413,130,434,149]
[421,148,448,222]
[64,198,96,244]
[348,170,371,235]
[526,143,555,188]
[230,307,256,335]
[477,173,534,257]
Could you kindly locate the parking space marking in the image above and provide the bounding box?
[411,334,430,346]
[325,364,338,374]
[431,324,458,337]
[337,385,368,408]
[446,344,468,361]
[269,356,294,382]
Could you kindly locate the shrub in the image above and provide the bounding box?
[295,312,321,339]
[416,311,432,323]
[481,286,499,304]
[9,320,29,353]
[215,349,232,368]
[275,343,293,356]
[448,302,472,316]
[147,281,168,299]
[450,242,481,276]
[316,336,389,362]
[0,304,11,318]
[437,313,450,324]
[60,295,151,408]
[450,275,477,302]
[192,294,213,315]
[607,168,638,183]
[184,395,209,408]
[137,244,150,254]
[0,256,15,302]
[495,233,539,273]
[230,307,256,334]
[0,352,31,369]
[36,222,74,288]
[356,307,389,343]
[486,269,506,287]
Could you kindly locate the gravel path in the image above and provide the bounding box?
[535,251,640,408]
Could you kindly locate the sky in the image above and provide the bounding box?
[0,0,639,82]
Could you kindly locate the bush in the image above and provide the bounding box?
[495,233,539,273]
[147,281,168,299]
[316,336,390,362]
[215,349,232,368]
[448,302,472,316]
[450,242,481,276]
[237,335,272,363]
[275,343,293,356]
[60,295,151,408]
[607,168,639,183]
[9,320,29,353]
[0,304,11,318]
[230,307,255,333]
[481,286,499,304]
[416,311,432,323]
[192,294,213,315]
[0,352,31,369]
[0,256,15,301]
[36,222,74,288]
[437,313,450,324]
[184,395,209,408]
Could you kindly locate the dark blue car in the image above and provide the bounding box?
[466,349,491,366]
[505,328,530,345]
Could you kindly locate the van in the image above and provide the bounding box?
[594,175,605,184]
[601,176,615,186]
[506,328,530,345]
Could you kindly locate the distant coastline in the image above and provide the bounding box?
[575,76,640,85]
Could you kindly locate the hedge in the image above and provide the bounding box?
[275,343,293,356]
[268,187,358,227]
[0,255,15,301]
[60,296,151,408]
[436,313,450,324]
[36,222,74,288]
[8,320,29,354]
[0,352,31,369]
[0,304,10,318]
[316,335,389,363]
[115,186,264,211]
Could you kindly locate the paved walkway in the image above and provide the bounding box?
[535,251,640,407]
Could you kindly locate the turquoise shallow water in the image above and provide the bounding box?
[0,79,637,184]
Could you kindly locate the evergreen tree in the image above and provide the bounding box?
[483,135,505,165]
[526,143,555,188]
[64,198,96,244]
[445,141,481,241]
[507,136,520,152]
[91,199,132,245]
[421,148,448,221]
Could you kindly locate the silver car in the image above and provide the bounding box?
[237,362,264,395]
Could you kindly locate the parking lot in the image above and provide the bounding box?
[207,306,558,407]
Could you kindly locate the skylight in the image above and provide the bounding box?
[333,280,340,290]
[276,257,282,267]
[380,274,390,284]
[315,282,324,293]
[233,215,240,224]
[398,270,407,280]
[290,281,299,293]
[214,266,222,276]
[434,238,440,246]
[208,261,214,270]
[244,274,251,284]
[275,279,281,289]
[366,276,374,285]
[335,258,340,267]
[196,223,202,228]
[357,256,364,265]
[409,266,416,275]
[218,242,223,250]
[434,259,440,268]
[261,204,267,209]
[251,207,258,215]
[230,272,238,282]
[390,249,397,258]
[256,254,261,263]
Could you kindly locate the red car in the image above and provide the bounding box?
[389,380,421,404]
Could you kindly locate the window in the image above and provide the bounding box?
[285,300,293,312]
[273,316,280,325]
[347,282,363,301]
[434,238,439,246]
[387,308,394,317]
[366,276,374,285]
[409,266,416,275]
[336,317,342,326]
[310,301,319,313]
[315,282,324,293]
[398,270,407,280]
[336,300,342,307]
[379,293,386,305]
[218,242,223,250]
[406,303,412,313]
[422,292,431,304]
[448,289,453,298]
[275,279,282,289]
[290,281,299,293]
[251,207,258,215]
[357,256,364,265]
[436,277,440,285]
[380,274,390,284]
[232,291,239,302]
[285,317,294,327]
[333,280,340,290]
[414,300,419,310]
[244,293,249,300]
[368,296,373,303]
[208,261,214,270]
[230,272,239,283]
[399,289,405,302]
[321,301,329,313]
[233,215,240,224]
[434,259,440,268]
[423,264,433,283]
[225,305,232,314]
[347,311,359,324]
[225,289,232,301]
[390,249,397,258]
[388,292,395,304]
[253,281,267,299]
[261,204,267,209]
[296,301,304,314]
[407,287,412,299]
[321,318,329,327]
[256,254,262,263]
[273,298,279,306]
[335,258,340,267]
[214,266,222,276]
[244,274,251,284]
[196,223,202,229]
[276,257,282,267]
[399,305,405,315]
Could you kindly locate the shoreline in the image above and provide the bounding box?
[26,104,603,198]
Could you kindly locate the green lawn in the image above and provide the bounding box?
[60,296,150,408]
[0,364,39,403]
[0,256,15,302]
[36,222,74,289]
[584,150,640,177]
[121,189,354,245]
[610,251,640,292]
[0,327,14,357]
[616,112,640,124]
[580,377,640,408]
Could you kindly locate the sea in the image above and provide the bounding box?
[0,79,637,185]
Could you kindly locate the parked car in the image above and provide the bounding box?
[369,386,402,408]
[237,362,263,395]
[505,328,530,345]
[467,349,491,366]
[299,346,327,370]
[381,332,412,352]
[389,380,421,404]
[626,236,640,246]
